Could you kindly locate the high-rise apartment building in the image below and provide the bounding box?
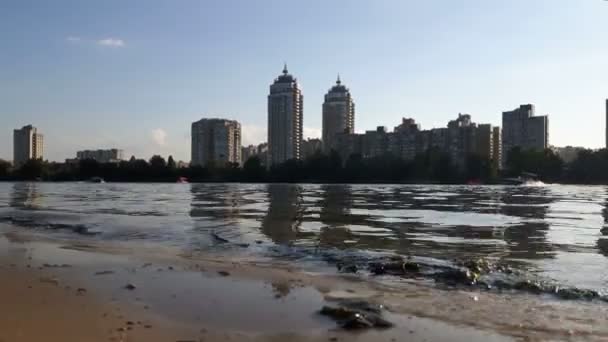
[492,126,502,171]
[13,125,44,166]
[475,124,493,160]
[268,65,303,166]
[191,118,241,167]
[391,118,422,160]
[322,76,354,152]
[76,149,124,163]
[502,104,549,165]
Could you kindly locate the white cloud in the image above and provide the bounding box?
[304,126,322,140]
[241,124,267,146]
[97,38,125,47]
[151,129,167,146]
[66,36,81,43]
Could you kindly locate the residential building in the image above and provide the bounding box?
[13,125,43,167]
[191,118,242,167]
[332,114,499,171]
[322,76,354,152]
[502,104,549,165]
[241,145,258,164]
[302,138,323,159]
[176,161,190,168]
[492,126,502,170]
[334,132,363,162]
[267,65,303,166]
[241,143,270,165]
[475,124,493,160]
[257,143,269,166]
[76,149,124,163]
[362,126,390,158]
[446,114,477,169]
[391,118,422,160]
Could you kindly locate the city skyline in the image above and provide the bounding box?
[3,0,608,162]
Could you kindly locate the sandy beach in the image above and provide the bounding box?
[1,223,607,342]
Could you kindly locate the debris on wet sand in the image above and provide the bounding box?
[320,300,394,330]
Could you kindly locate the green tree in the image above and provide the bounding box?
[0,159,11,177]
[243,156,265,182]
[149,155,167,169]
[343,153,365,183]
[566,149,608,183]
[167,155,176,169]
[78,159,100,179]
[505,147,564,182]
[465,154,492,181]
[17,159,47,180]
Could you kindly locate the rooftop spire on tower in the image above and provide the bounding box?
[283,63,288,75]
[336,74,341,85]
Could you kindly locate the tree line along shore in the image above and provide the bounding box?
[1,147,607,184]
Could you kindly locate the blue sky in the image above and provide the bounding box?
[1,0,608,162]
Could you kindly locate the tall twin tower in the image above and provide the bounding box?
[267,65,354,166]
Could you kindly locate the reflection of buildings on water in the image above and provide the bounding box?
[260,184,305,244]
[10,182,42,209]
[501,187,554,259]
[317,185,413,253]
[318,185,354,248]
[189,183,247,247]
[188,183,251,249]
[319,185,352,228]
[597,192,608,257]
[597,238,608,258]
[189,183,243,221]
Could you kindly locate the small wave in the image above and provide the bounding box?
[522,180,547,187]
[0,216,100,236]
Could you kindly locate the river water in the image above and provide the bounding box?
[1,182,607,295]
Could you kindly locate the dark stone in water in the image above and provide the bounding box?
[434,268,478,286]
[341,313,374,330]
[556,288,599,300]
[369,261,420,276]
[460,258,492,274]
[340,299,386,314]
[320,306,354,320]
[95,270,114,276]
[403,262,421,272]
[211,232,229,243]
[319,301,393,330]
[337,263,358,274]
[513,280,544,294]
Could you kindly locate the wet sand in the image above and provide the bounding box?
[0,226,606,341]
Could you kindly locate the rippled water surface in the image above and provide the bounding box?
[1,182,608,291]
